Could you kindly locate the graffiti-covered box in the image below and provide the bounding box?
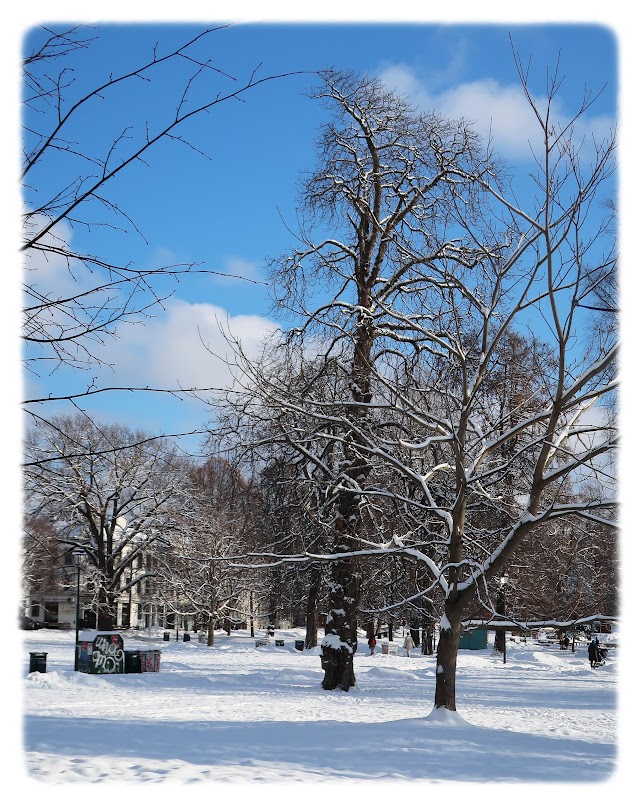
[124,649,161,673]
[77,630,124,674]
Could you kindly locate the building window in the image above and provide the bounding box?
[43,602,59,624]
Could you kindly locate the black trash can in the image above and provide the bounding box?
[163,632,170,642]
[29,652,47,673]
[124,651,142,673]
[295,640,304,651]
[183,633,191,642]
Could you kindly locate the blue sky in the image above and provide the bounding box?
[18,15,620,457]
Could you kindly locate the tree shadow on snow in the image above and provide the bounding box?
[23,713,616,782]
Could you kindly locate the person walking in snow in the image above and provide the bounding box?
[588,638,599,668]
[368,635,377,655]
[404,633,415,657]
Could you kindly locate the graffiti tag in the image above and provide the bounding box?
[90,634,124,674]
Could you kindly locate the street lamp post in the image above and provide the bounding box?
[72,549,86,671]
[499,574,509,664]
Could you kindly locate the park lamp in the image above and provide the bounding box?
[499,573,509,664]
[72,549,86,671]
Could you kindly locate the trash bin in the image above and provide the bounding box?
[198,631,206,643]
[124,651,142,673]
[183,633,191,642]
[163,632,170,642]
[381,642,389,654]
[139,650,161,672]
[29,652,47,673]
[295,640,304,651]
[275,639,284,647]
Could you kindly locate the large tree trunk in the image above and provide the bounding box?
[434,605,462,710]
[305,567,321,649]
[320,556,359,691]
[97,586,115,631]
[249,591,255,638]
[423,621,435,655]
[97,606,114,631]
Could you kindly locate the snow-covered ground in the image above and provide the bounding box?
[15,626,627,797]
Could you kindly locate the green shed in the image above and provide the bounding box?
[458,629,488,650]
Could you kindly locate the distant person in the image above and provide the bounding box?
[404,633,415,657]
[588,639,599,668]
[596,640,607,665]
[368,635,376,655]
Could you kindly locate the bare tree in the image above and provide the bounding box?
[155,458,263,645]
[212,69,498,690]
[21,25,299,403]
[24,413,191,629]
[506,502,618,623]
[211,61,617,712]
[255,457,328,644]
[21,514,65,609]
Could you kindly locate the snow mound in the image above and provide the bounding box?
[365,667,421,681]
[456,654,496,670]
[423,707,472,727]
[270,669,317,683]
[532,651,573,670]
[160,661,194,671]
[25,671,70,689]
[25,671,121,691]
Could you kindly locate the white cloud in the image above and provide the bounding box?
[379,65,615,161]
[103,297,279,391]
[380,65,537,158]
[22,214,273,392]
[213,256,265,285]
[22,216,78,294]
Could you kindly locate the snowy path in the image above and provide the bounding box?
[20,629,617,783]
